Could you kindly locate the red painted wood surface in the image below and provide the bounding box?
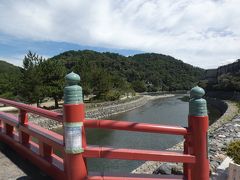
[0,128,65,179]
[19,110,30,145]
[63,104,88,180]
[88,172,183,180]
[0,112,64,151]
[0,98,63,122]
[84,119,187,135]
[188,116,209,180]
[84,146,195,163]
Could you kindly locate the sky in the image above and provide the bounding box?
[0,0,240,69]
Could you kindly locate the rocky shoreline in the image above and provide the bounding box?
[29,94,174,129]
[132,100,239,176]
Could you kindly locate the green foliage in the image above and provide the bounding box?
[51,50,204,93]
[214,72,240,91]
[0,50,204,105]
[132,81,147,92]
[0,60,22,100]
[0,60,21,74]
[19,51,44,106]
[104,89,121,101]
[19,51,67,107]
[226,140,240,164]
[40,59,67,108]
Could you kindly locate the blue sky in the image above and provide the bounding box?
[1,0,240,68]
[0,33,142,66]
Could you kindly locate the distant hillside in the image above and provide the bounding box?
[0,60,22,99]
[0,51,204,102]
[201,59,240,91]
[51,50,204,93]
[0,60,21,74]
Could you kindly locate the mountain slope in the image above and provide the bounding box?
[0,60,21,74]
[0,60,22,99]
[51,50,204,92]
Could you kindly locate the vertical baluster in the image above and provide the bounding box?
[39,142,53,161]
[19,110,30,145]
[183,134,191,179]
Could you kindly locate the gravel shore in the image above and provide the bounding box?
[132,100,239,176]
[29,94,174,130]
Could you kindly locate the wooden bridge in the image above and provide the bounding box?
[0,72,209,180]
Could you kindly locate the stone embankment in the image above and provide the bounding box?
[29,94,174,130]
[132,100,239,176]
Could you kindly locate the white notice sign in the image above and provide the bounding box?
[64,122,83,154]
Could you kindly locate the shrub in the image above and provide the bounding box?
[104,90,121,101]
[226,140,240,164]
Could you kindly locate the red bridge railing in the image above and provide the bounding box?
[0,72,209,180]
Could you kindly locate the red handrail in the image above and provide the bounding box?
[87,172,183,180]
[0,98,63,123]
[0,111,63,150]
[84,119,188,135]
[84,146,195,163]
[0,131,65,179]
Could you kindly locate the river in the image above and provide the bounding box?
[85,94,222,173]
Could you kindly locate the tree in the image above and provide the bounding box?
[40,60,67,108]
[132,81,147,92]
[92,69,113,98]
[50,50,204,96]
[19,51,44,106]
[215,73,240,91]
[72,60,93,96]
[0,73,21,99]
[0,61,22,100]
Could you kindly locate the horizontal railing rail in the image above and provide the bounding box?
[0,131,66,180]
[0,111,64,150]
[87,172,183,180]
[0,98,63,123]
[84,146,195,163]
[0,105,66,179]
[84,119,188,135]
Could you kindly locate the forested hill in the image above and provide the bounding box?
[0,60,21,99]
[51,50,204,92]
[0,50,204,104]
[0,60,21,74]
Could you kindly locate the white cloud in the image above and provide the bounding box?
[0,0,240,68]
[0,55,23,67]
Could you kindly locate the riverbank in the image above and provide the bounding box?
[132,100,239,175]
[29,94,174,129]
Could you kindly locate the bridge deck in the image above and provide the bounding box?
[0,143,26,179]
[0,142,51,180]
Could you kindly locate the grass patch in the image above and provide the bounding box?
[227,140,240,164]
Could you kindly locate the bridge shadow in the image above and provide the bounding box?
[0,142,52,180]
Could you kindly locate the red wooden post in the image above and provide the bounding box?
[188,86,209,180]
[18,110,30,145]
[63,72,87,180]
[183,135,191,179]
